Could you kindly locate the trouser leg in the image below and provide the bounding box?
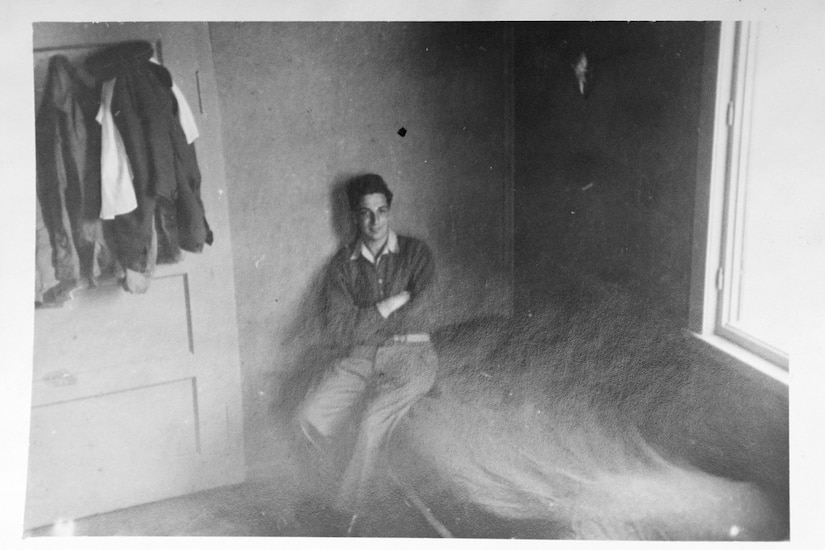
[336,343,438,512]
[296,355,373,452]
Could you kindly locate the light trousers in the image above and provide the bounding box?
[297,341,438,511]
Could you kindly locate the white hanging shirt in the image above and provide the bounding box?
[96,77,137,220]
[170,81,199,144]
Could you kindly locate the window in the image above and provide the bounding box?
[689,20,824,385]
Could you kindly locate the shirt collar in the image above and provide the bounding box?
[350,230,399,264]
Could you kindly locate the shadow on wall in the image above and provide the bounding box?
[269,173,365,421]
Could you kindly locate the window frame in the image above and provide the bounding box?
[688,21,789,385]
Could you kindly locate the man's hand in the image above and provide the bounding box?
[376,291,411,318]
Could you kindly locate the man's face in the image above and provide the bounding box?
[356,193,391,247]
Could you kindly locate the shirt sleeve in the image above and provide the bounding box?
[394,239,437,333]
[323,253,387,346]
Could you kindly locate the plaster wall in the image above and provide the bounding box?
[513,22,705,317]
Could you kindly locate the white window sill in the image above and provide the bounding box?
[686,330,789,387]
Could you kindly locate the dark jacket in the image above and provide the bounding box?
[85,42,212,271]
[35,55,102,283]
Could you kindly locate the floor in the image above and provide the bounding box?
[25,418,545,538]
[26,442,431,538]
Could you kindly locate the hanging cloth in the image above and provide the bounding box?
[150,57,201,145]
[85,41,213,277]
[170,81,200,144]
[97,77,138,219]
[35,54,111,302]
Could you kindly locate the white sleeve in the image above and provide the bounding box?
[170,81,200,145]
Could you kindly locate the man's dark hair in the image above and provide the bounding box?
[346,173,393,211]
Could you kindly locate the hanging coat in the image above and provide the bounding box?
[85,41,212,272]
[35,54,104,291]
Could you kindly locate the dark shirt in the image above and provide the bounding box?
[324,233,436,348]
